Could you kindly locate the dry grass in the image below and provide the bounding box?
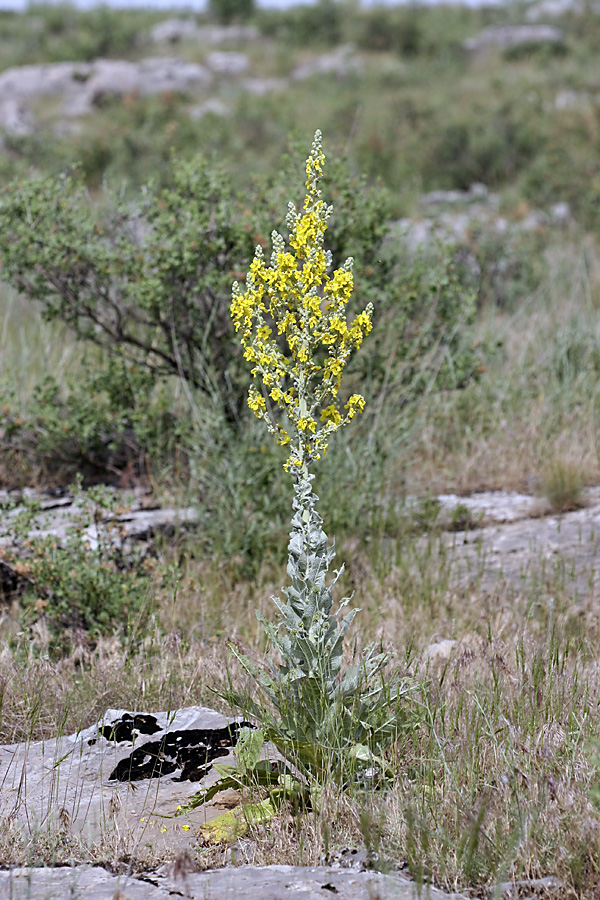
[2,527,600,894]
[3,202,600,896]
[399,239,600,497]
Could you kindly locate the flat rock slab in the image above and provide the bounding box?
[0,707,248,854]
[438,490,544,524]
[0,489,199,551]
[446,490,600,596]
[0,864,467,900]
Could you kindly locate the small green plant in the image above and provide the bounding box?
[182,132,413,833]
[1,481,158,653]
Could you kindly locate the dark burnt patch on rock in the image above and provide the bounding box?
[107,720,251,783]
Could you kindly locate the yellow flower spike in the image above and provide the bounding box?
[230,130,372,470]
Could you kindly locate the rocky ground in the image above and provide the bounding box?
[0,484,594,898]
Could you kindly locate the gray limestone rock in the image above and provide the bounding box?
[150,21,260,46]
[0,706,469,900]
[0,706,248,852]
[464,25,564,53]
[0,488,199,557]
[0,57,213,121]
[206,51,250,76]
[150,18,200,44]
[0,863,468,899]
[292,45,360,82]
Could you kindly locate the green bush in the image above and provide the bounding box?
[256,0,343,47]
[14,3,156,63]
[209,0,255,24]
[0,159,255,422]
[355,6,423,56]
[0,355,185,484]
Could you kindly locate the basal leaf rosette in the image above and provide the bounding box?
[231,131,373,470]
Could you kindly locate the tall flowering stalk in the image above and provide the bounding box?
[227,132,409,792]
[231,130,372,473]
[180,134,412,838]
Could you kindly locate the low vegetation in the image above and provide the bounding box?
[1,1,600,897]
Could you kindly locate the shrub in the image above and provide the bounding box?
[0,355,185,485]
[1,482,159,654]
[355,6,423,56]
[256,0,343,47]
[209,0,255,25]
[0,159,255,423]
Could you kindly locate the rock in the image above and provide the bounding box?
[0,57,213,120]
[0,98,34,136]
[490,876,565,898]
[525,0,589,19]
[241,77,287,96]
[189,98,231,119]
[88,57,213,105]
[438,491,543,524]
[549,201,572,225]
[554,88,594,110]
[464,25,564,54]
[0,61,91,101]
[420,183,495,208]
[195,24,260,45]
[423,639,458,663]
[390,193,574,253]
[150,20,260,45]
[150,18,200,44]
[324,847,379,871]
[206,50,250,76]
[0,488,200,568]
[0,705,469,900]
[292,45,360,81]
[0,706,249,850]
[443,486,600,595]
[0,863,468,899]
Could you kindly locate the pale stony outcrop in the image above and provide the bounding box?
[525,0,593,19]
[241,76,287,95]
[292,44,361,81]
[0,98,33,136]
[0,487,200,558]
[0,706,246,850]
[150,19,259,45]
[420,183,495,208]
[441,485,600,596]
[189,97,231,119]
[150,17,200,44]
[206,50,250,76]
[554,88,598,110]
[0,57,213,125]
[464,24,565,53]
[391,191,573,253]
[0,864,468,899]
[0,704,469,899]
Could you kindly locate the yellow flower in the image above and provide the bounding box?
[230,130,372,470]
[248,389,266,413]
[320,405,342,426]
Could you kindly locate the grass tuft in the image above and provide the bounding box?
[541,456,586,514]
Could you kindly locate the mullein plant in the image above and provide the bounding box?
[180,132,413,838]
